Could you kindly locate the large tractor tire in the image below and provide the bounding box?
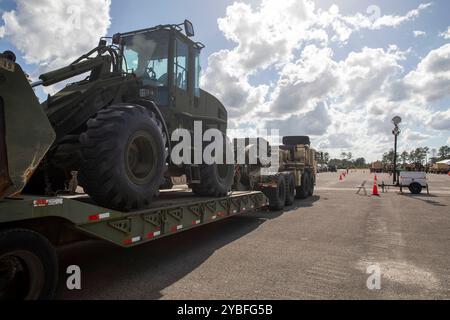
[0,229,58,300]
[191,163,234,197]
[265,175,287,211]
[295,172,310,199]
[285,173,296,206]
[80,104,167,211]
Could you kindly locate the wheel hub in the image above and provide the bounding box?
[125,131,157,185]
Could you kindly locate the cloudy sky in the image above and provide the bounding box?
[1,0,449,161]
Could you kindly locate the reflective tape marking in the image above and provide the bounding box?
[147,231,161,239]
[124,236,141,245]
[89,212,110,221]
[171,225,183,232]
[33,198,63,207]
[132,236,141,243]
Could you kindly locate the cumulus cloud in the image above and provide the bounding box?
[404,44,450,102]
[316,2,432,43]
[413,30,426,37]
[200,0,444,160]
[318,133,353,149]
[427,110,450,131]
[216,0,318,74]
[268,45,339,114]
[265,102,332,137]
[338,46,405,107]
[371,3,431,29]
[201,50,269,118]
[440,27,450,39]
[404,129,431,141]
[0,0,111,70]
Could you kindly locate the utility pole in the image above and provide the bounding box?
[392,116,402,185]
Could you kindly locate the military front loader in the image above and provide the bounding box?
[1,20,234,212]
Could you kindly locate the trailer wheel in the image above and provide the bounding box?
[0,229,58,300]
[285,174,296,206]
[265,175,286,211]
[409,183,422,195]
[191,163,235,197]
[295,172,309,199]
[80,104,168,211]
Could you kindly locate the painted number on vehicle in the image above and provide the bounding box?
[0,58,15,72]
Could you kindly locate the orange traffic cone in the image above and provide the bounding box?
[339,174,343,181]
[372,179,380,196]
[374,175,378,182]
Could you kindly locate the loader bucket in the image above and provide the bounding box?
[0,54,56,199]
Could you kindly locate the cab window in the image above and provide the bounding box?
[194,49,201,97]
[122,31,170,87]
[174,39,189,90]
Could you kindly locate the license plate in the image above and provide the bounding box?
[0,58,15,72]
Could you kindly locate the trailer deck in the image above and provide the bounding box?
[0,189,268,248]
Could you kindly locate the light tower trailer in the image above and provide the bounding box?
[380,171,430,195]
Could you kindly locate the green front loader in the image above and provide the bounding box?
[0,21,235,210]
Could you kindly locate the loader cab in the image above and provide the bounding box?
[117,21,203,115]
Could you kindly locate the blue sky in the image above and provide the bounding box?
[1,0,449,160]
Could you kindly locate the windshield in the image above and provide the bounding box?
[122,31,169,86]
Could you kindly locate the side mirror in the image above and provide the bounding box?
[112,33,122,45]
[184,20,195,37]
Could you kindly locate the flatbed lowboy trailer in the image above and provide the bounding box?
[1,190,267,247]
[0,189,268,299]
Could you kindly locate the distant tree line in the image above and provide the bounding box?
[382,145,450,167]
[317,151,368,169]
[316,145,449,171]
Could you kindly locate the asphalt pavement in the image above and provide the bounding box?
[56,170,450,299]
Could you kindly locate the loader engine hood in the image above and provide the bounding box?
[0,52,56,199]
